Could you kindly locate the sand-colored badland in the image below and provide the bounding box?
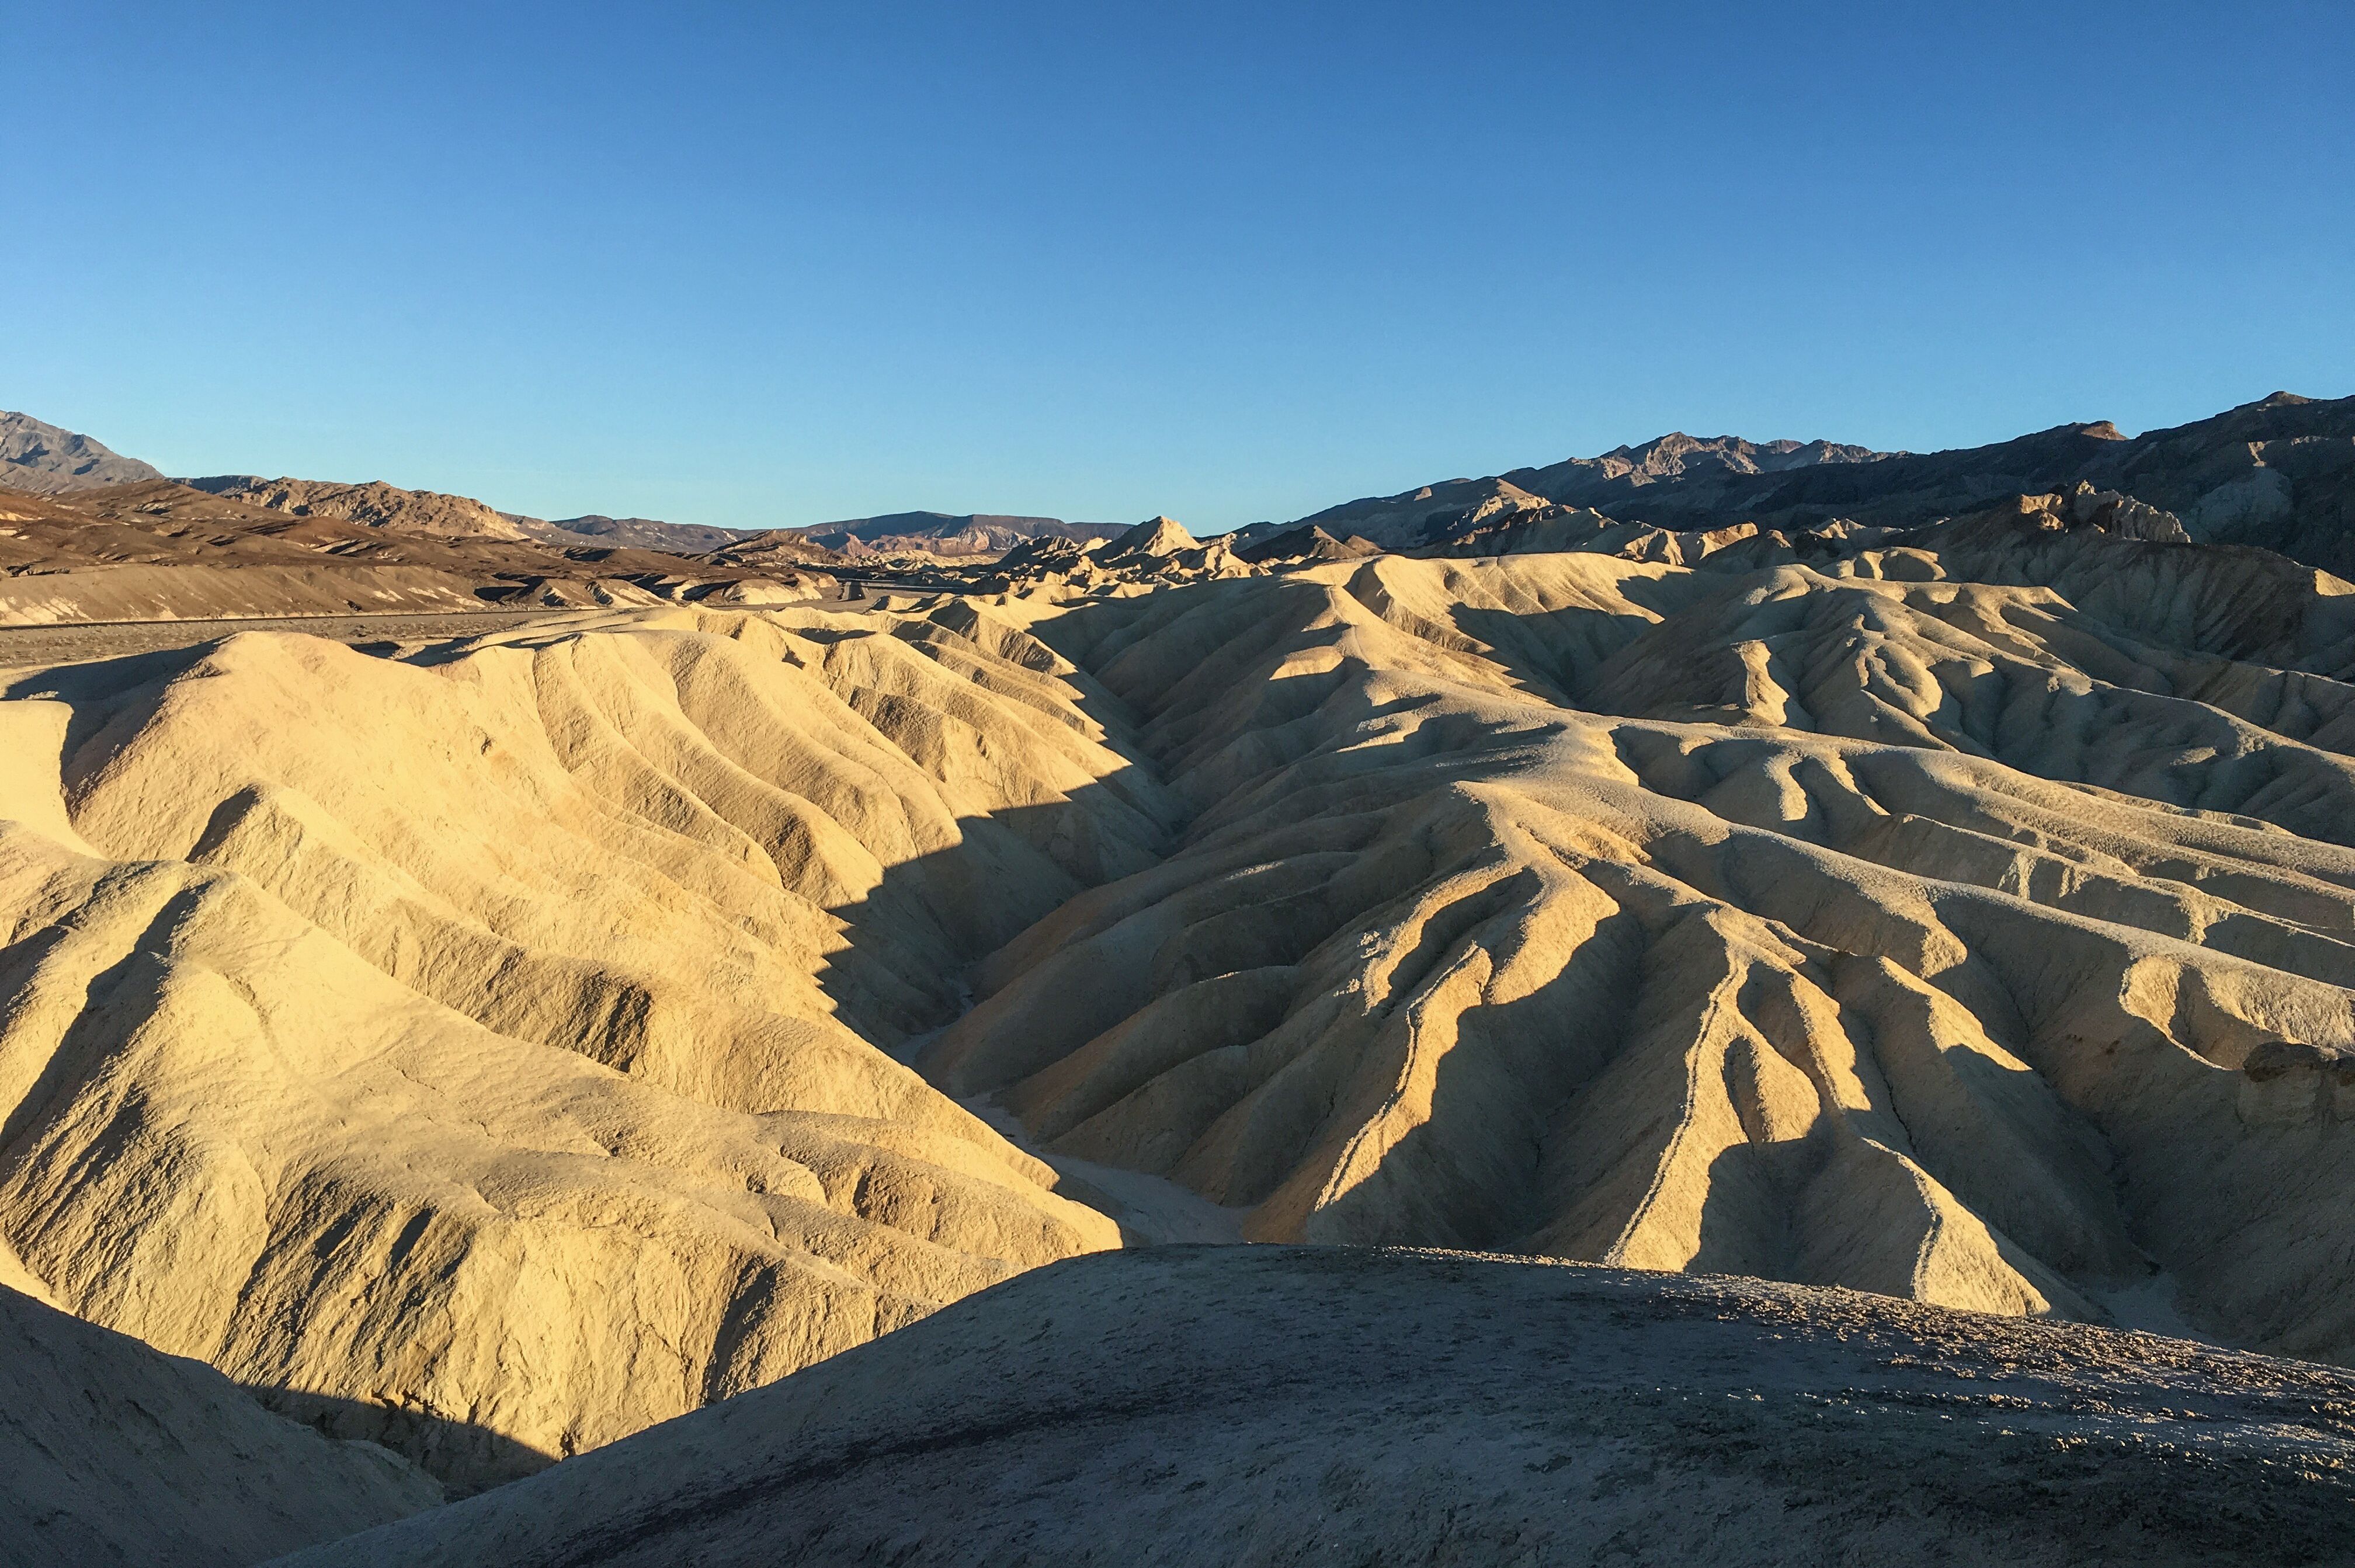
[9,505,2355,1561]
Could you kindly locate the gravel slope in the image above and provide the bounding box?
[279,1246,2355,1568]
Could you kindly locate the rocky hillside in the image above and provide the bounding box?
[182,475,541,543]
[2,1250,436,1567]
[0,479,832,623]
[519,513,750,554]
[10,392,2355,1564]
[11,509,2355,1504]
[0,604,1162,1489]
[909,533,2355,1367]
[0,411,754,558]
[1283,391,2355,574]
[0,410,165,493]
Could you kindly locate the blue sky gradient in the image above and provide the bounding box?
[6,1,2350,530]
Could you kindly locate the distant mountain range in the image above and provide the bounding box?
[0,415,1111,563]
[9,392,2350,577]
[1270,391,2354,576]
[0,472,837,624]
[777,512,1111,557]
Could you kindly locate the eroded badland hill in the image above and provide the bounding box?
[5,391,2355,1564]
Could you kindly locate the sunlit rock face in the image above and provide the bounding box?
[11,496,2355,1508]
[941,532,2355,1361]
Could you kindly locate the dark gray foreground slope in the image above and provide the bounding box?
[1,1279,438,1568]
[280,1247,2355,1568]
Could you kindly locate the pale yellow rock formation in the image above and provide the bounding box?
[932,537,2355,1357]
[1019,514,1261,589]
[13,513,2355,1514]
[0,604,1152,1490]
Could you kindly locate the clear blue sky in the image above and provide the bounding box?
[6,1,2350,531]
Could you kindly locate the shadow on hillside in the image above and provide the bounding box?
[1235,877,1655,1256]
[3,642,231,777]
[804,592,1204,1048]
[805,580,1409,1044]
[805,576,1619,1059]
[246,1385,551,1497]
[801,583,1649,1244]
[809,775,1179,1050]
[1446,599,1658,705]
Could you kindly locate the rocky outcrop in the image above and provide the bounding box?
[964,517,1260,592]
[2059,481,2194,542]
[1095,514,1201,561]
[1250,476,1555,552]
[775,513,1107,558]
[1419,504,1763,564]
[1231,524,1378,565]
[520,514,752,555]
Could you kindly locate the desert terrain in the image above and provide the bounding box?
[283,1248,2355,1568]
[4,392,2355,1564]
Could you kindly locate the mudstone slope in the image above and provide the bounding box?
[0,603,1172,1491]
[928,523,2355,1362]
[3,494,2355,1553]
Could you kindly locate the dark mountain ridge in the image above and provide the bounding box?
[1285,391,2355,574]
